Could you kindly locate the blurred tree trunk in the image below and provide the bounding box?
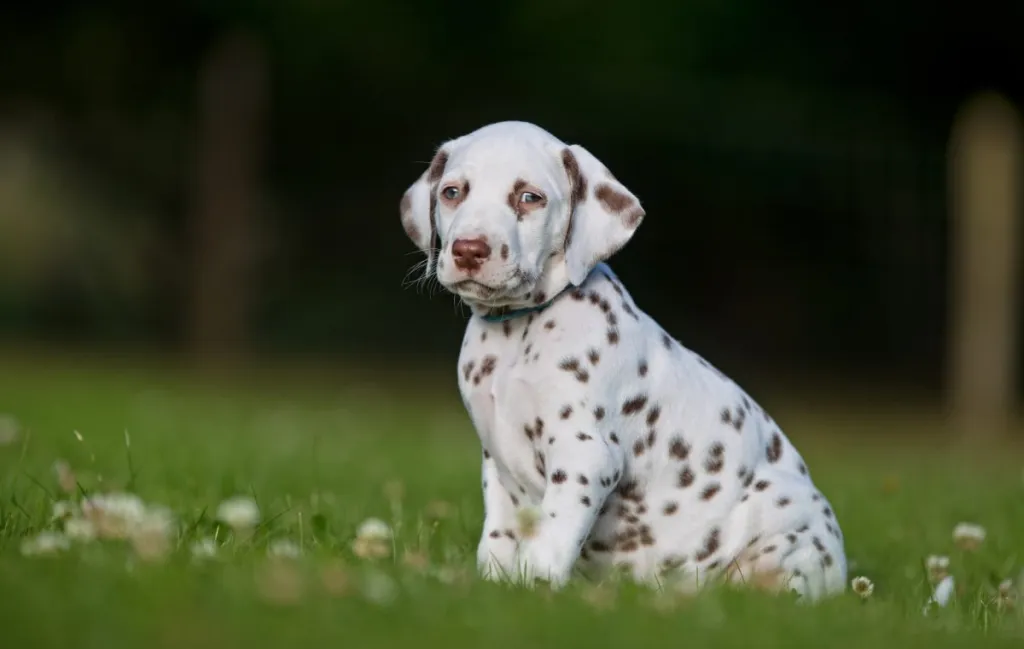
[947,92,1023,441]
[185,30,269,362]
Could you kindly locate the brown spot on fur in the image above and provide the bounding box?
[646,406,661,426]
[678,466,695,488]
[488,530,500,539]
[632,439,645,457]
[669,437,690,460]
[609,432,619,444]
[617,480,642,502]
[695,527,720,562]
[595,183,636,214]
[559,405,573,419]
[581,496,592,507]
[587,348,601,365]
[500,244,509,260]
[638,360,648,377]
[607,328,620,345]
[704,454,724,474]
[754,480,770,492]
[427,150,449,184]
[561,148,587,251]
[621,394,648,415]
[776,496,791,508]
[577,432,593,441]
[551,470,567,484]
[558,357,590,383]
[700,483,721,500]
[662,333,672,350]
[594,406,606,420]
[766,433,783,463]
[533,291,547,305]
[578,475,589,485]
[663,502,678,515]
[507,178,527,213]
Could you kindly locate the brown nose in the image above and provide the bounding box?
[451,237,492,271]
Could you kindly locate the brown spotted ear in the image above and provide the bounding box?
[400,147,451,275]
[560,144,645,285]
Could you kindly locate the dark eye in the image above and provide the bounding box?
[442,186,460,200]
[520,192,543,204]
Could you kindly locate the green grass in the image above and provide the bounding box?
[1,354,1023,648]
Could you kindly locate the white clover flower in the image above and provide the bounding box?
[926,555,950,582]
[268,539,302,559]
[352,518,392,559]
[190,537,219,560]
[20,531,70,556]
[851,576,874,599]
[64,517,97,543]
[356,518,392,540]
[952,522,986,551]
[81,492,149,539]
[216,496,261,530]
[130,506,176,561]
[923,575,956,614]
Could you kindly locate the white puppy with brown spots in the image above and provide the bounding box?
[400,121,847,600]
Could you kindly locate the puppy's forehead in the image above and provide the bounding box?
[445,122,564,184]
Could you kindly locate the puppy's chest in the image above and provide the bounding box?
[457,317,548,460]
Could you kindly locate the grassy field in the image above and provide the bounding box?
[1,353,1023,648]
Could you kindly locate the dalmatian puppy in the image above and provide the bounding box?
[399,121,847,600]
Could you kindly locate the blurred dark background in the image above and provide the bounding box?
[1,0,1022,403]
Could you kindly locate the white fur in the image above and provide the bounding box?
[400,121,847,600]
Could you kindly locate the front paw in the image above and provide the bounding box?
[515,537,575,589]
[476,533,518,582]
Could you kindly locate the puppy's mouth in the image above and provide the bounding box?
[449,276,532,307]
[452,279,499,298]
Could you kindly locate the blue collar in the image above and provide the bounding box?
[478,284,574,323]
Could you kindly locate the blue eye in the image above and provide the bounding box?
[442,186,460,200]
[521,192,543,204]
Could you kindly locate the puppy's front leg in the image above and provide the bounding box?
[517,431,624,588]
[476,451,522,581]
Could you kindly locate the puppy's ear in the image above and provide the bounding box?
[559,144,645,286]
[400,145,452,275]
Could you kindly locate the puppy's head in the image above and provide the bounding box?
[400,121,645,312]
